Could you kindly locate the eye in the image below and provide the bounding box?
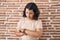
[26,12,28,13]
[30,13,33,14]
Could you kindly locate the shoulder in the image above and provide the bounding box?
[36,19,42,23]
[35,19,42,28]
[19,17,25,22]
[34,19,42,25]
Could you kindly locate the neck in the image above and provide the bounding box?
[26,17,33,20]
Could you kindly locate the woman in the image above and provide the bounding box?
[16,2,43,40]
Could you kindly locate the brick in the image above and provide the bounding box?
[42,35,51,38]
[51,12,60,15]
[0,21,4,24]
[35,0,48,2]
[6,23,17,28]
[13,9,23,12]
[0,0,6,2]
[0,38,6,40]
[7,19,18,22]
[50,39,60,40]
[42,9,56,13]
[0,9,12,13]
[4,3,20,7]
[0,35,10,37]
[0,30,7,35]
[56,27,60,30]
[6,0,19,2]
[49,1,59,5]
[6,7,18,10]
[22,0,34,2]
[51,4,60,10]
[51,0,60,1]
[7,38,19,40]
[0,5,7,7]
[57,9,60,12]
[37,4,49,9]
[53,35,60,38]
[52,20,60,23]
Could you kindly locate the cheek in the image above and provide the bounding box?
[26,13,29,17]
[30,14,33,16]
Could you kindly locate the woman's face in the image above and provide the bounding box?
[26,8,34,19]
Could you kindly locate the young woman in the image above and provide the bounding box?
[16,2,43,40]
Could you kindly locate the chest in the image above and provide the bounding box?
[20,20,36,30]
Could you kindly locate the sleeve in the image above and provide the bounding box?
[17,21,21,30]
[35,20,43,29]
[17,18,25,30]
[17,20,22,31]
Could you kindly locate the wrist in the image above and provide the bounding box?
[19,29,24,33]
[23,29,27,35]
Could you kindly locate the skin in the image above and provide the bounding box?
[15,8,43,38]
[26,9,34,20]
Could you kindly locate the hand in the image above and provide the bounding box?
[19,29,24,33]
[15,31,24,37]
[19,29,27,35]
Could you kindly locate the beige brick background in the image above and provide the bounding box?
[0,0,60,40]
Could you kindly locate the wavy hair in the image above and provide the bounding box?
[23,2,40,20]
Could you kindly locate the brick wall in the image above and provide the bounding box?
[0,0,60,40]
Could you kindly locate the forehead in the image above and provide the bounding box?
[26,8,33,12]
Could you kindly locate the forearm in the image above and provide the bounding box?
[25,29,41,37]
[16,30,24,37]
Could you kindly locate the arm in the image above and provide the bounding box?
[15,29,24,37]
[24,28,43,37]
[16,19,25,37]
[24,20,43,37]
